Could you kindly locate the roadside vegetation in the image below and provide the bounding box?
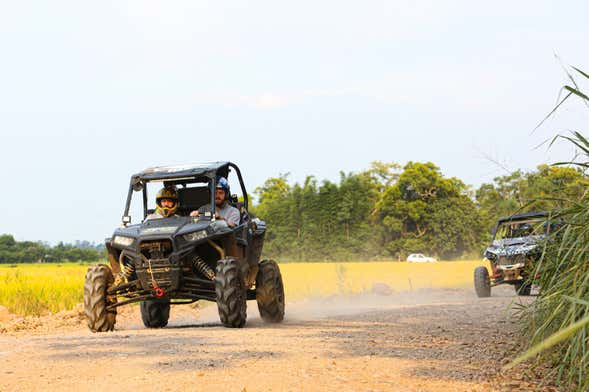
[507,67,589,391]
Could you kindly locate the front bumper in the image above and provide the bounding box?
[135,258,182,292]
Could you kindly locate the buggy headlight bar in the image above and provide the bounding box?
[114,235,135,247]
[183,230,208,242]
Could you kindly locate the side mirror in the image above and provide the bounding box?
[230,194,239,203]
[122,216,131,225]
[131,177,144,192]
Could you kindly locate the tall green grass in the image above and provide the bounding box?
[506,67,589,391]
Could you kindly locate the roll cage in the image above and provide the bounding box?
[491,210,558,242]
[121,161,248,224]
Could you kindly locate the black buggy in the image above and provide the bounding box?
[83,162,285,331]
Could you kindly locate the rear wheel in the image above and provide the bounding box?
[140,299,170,328]
[514,281,532,296]
[84,264,117,332]
[215,257,247,328]
[474,266,491,298]
[256,260,285,323]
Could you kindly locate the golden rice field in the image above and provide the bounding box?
[0,263,90,317]
[0,260,485,316]
[280,260,483,300]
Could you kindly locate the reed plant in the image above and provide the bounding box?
[505,67,589,391]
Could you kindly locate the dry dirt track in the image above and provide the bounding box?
[0,287,544,392]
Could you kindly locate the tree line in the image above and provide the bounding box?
[252,161,588,261]
[2,160,586,263]
[0,235,105,263]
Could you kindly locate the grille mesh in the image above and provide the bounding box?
[498,254,527,266]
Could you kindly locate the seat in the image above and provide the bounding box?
[176,186,210,216]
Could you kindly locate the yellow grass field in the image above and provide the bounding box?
[280,260,484,300]
[0,261,485,316]
[0,263,90,316]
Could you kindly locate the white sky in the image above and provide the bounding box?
[1,1,588,243]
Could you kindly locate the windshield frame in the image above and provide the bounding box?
[492,218,549,241]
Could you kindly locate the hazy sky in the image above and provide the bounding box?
[1,1,588,243]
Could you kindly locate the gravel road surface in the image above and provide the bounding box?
[0,287,547,392]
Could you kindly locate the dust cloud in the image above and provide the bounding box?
[151,285,518,329]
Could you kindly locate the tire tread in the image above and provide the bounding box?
[215,258,247,328]
[256,259,285,323]
[84,264,116,332]
[474,266,491,298]
[140,300,170,328]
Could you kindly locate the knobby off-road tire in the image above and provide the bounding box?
[256,259,285,323]
[514,281,532,296]
[140,299,170,328]
[215,257,247,328]
[474,266,491,298]
[84,264,116,332]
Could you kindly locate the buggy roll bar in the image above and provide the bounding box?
[121,162,249,223]
[229,162,248,211]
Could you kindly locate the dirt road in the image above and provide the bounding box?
[0,287,543,392]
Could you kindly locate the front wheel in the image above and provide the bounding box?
[215,257,247,328]
[256,259,285,323]
[140,299,170,328]
[474,266,491,298]
[84,264,117,332]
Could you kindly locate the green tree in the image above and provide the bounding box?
[476,164,589,242]
[254,164,393,260]
[0,234,103,263]
[377,162,482,259]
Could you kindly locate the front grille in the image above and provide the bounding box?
[498,254,527,266]
[136,240,179,291]
[140,240,173,260]
[145,261,173,287]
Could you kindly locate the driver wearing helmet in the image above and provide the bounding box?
[146,186,179,220]
[190,177,240,227]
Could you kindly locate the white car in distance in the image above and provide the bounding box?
[406,253,437,262]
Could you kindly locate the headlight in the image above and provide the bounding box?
[183,230,207,242]
[113,235,134,247]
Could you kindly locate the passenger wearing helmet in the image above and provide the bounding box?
[515,223,533,237]
[190,177,240,227]
[146,186,179,220]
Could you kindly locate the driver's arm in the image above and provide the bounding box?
[225,208,240,227]
[190,204,210,217]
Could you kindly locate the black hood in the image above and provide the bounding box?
[114,216,210,239]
